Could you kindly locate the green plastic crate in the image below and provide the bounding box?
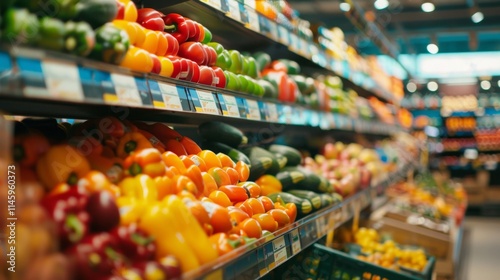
[313,244,435,280]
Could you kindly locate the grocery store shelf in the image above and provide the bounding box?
[144,0,398,104]
[0,47,405,136]
[181,159,418,279]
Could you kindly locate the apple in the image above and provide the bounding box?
[337,173,357,197]
[323,143,338,159]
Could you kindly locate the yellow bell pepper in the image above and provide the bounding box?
[35,144,91,190]
[163,195,219,265]
[119,174,158,201]
[139,200,201,272]
[116,196,148,225]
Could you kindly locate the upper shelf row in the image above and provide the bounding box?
[0,47,405,136]
[143,0,401,104]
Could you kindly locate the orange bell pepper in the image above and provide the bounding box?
[116,131,153,158]
[208,232,250,256]
[13,133,50,167]
[77,170,121,197]
[118,174,158,201]
[274,196,297,223]
[183,198,213,236]
[138,129,166,153]
[87,154,124,183]
[119,46,154,73]
[35,144,91,190]
[201,201,232,234]
[123,148,166,178]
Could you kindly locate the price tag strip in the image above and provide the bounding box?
[149,81,190,111]
[110,73,142,106]
[218,93,241,117]
[272,236,288,267]
[245,99,262,120]
[245,9,260,32]
[134,77,153,106]
[189,89,221,115]
[289,229,301,256]
[265,102,279,122]
[0,51,12,90]
[226,0,242,22]
[41,59,85,101]
[92,69,117,103]
[78,67,103,101]
[200,0,223,11]
[278,25,290,45]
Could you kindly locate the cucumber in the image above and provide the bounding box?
[269,144,302,166]
[276,170,306,191]
[267,192,313,219]
[201,142,250,165]
[242,146,280,176]
[199,121,248,148]
[273,153,288,169]
[286,190,322,211]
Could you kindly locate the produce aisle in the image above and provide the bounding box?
[0,0,472,280]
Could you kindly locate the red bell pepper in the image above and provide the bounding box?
[178,41,207,66]
[212,66,227,88]
[137,8,165,31]
[41,188,90,248]
[162,32,179,56]
[111,223,156,262]
[185,19,199,41]
[198,66,216,86]
[185,59,201,82]
[167,55,190,80]
[66,233,126,279]
[203,45,217,66]
[163,13,190,43]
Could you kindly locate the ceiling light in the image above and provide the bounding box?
[340,2,351,12]
[481,80,491,90]
[471,11,484,23]
[421,2,435,12]
[427,43,439,54]
[406,82,417,93]
[427,81,439,91]
[374,0,389,10]
[497,80,500,88]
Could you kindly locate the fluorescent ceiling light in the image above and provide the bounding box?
[339,2,351,12]
[427,43,439,54]
[374,0,389,10]
[471,11,484,23]
[406,82,417,92]
[421,2,435,12]
[427,81,439,91]
[480,80,491,90]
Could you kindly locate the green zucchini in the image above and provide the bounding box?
[286,190,322,211]
[199,121,248,148]
[269,144,302,166]
[76,0,118,29]
[201,142,250,165]
[319,193,335,208]
[273,153,288,169]
[267,192,313,219]
[248,157,273,181]
[330,193,343,204]
[242,146,280,175]
[276,170,306,191]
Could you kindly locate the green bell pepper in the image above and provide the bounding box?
[64,21,95,56]
[1,8,39,45]
[37,17,66,51]
[89,23,130,65]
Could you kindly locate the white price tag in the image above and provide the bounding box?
[246,9,260,32]
[289,33,299,52]
[315,216,327,238]
[110,73,142,105]
[246,99,261,120]
[158,82,183,111]
[227,0,242,22]
[194,90,220,115]
[220,94,240,117]
[301,39,310,57]
[244,0,256,9]
[283,105,293,124]
[272,236,288,266]
[203,0,222,10]
[268,21,279,40]
[42,60,84,101]
[289,229,301,255]
[266,102,278,122]
[278,25,290,45]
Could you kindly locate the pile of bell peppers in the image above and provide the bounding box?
[14,116,300,277]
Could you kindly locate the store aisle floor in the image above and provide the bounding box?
[460,217,500,280]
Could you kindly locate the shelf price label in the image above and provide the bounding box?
[272,236,288,267]
[265,102,279,122]
[245,9,260,32]
[218,94,241,117]
[110,73,142,106]
[0,51,12,90]
[289,229,301,255]
[277,25,290,45]
[190,89,220,115]
[289,33,299,52]
[299,221,318,248]
[152,82,189,111]
[243,0,256,9]
[315,216,328,238]
[268,20,279,40]
[200,0,222,11]
[246,99,262,120]
[227,0,242,22]
[40,60,84,101]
